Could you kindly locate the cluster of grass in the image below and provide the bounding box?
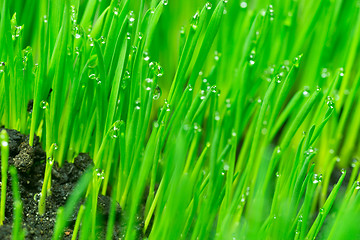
[1,0,360,239]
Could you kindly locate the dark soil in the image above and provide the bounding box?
[0,128,124,239]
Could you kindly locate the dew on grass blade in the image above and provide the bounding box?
[143,51,150,62]
[293,54,302,67]
[240,2,248,8]
[40,101,47,109]
[226,99,231,108]
[188,84,193,92]
[113,7,119,15]
[164,99,171,112]
[214,51,220,61]
[268,5,274,21]
[153,121,160,128]
[33,193,41,202]
[321,68,330,79]
[205,2,212,10]
[215,112,220,121]
[0,62,5,73]
[121,70,130,89]
[144,78,153,91]
[163,0,168,5]
[302,87,310,97]
[99,36,106,44]
[356,181,360,190]
[341,168,346,174]
[326,96,334,109]
[313,174,320,184]
[135,99,141,110]
[249,50,256,65]
[351,159,358,168]
[153,86,162,100]
[95,169,105,180]
[128,11,135,26]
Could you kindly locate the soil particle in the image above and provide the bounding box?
[0,128,123,239]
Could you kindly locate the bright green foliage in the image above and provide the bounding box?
[0,0,360,239]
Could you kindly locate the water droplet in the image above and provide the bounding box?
[319,208,324,215]
[355,181,360,190]
[188,84,193,92]
[95,169,105,180]
[316,86,321,92]
[351,159,358,168]
[153,121,160,128]
[261,128,268,135]
[40,100,47,109]
[99,36,106,44]
[329,149,334,154]
[302,87,310,97]
[135,99,141,110]
[240,2,247,8]
[153,86,162,100]
[341,168,346,174]
[223,163,229,171]
[293,54,302,67]
[313,174,319,184]
[339,68,344,77]
[163,0,168,5]
[321,68,330,79]
[54,143,58,150]
[205,2,212,9]
[144,78,153,91]
[249,50,256,65]
[121,70,130,89]
[214,51,220,61]
[275,172,280,177]
[34,193,41,202]
[268,5,274,21]
[128,11,135,25]
[215,112,220,121]
[226,99,231,108]
[1,141,8,147]
[326,96,334,109]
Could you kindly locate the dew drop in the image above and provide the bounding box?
[205,2,212,9]
[326,96,334,109]
[153,86,162,100]
[302,88,310,97]
[215,112,220,121]
[40,100,47,109]
[144,78,153,91]
[356,181,360,190]
[321,68,330,79]
[121,70,130,89]
[240,2,248,8]
[135,99,141,110]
